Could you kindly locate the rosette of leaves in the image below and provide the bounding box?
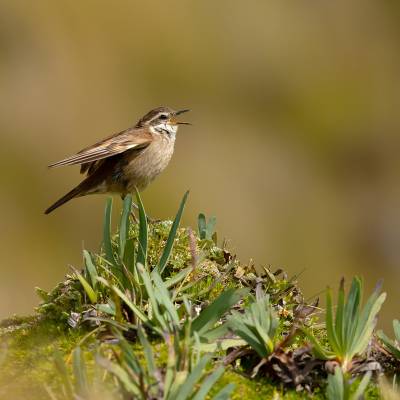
[303,277,386,372]
[227,289,279,359]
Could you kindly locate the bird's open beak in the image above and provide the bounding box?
[173,109,191,125]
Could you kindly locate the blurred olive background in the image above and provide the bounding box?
[1,1,399,330]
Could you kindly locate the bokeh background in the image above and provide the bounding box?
[1,1,399,330]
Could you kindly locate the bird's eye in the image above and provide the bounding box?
[159,114,168,120]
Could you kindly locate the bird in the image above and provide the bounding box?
[45,106,190,214]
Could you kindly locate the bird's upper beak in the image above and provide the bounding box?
[175,109,190,116]
[172,109,191,125]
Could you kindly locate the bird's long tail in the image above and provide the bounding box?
[45,186,83,214]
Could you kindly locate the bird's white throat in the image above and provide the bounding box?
[150,123,178,137]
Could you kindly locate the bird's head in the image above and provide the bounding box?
[136,107,191,135]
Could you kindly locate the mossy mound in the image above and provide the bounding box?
[0,198,389,399]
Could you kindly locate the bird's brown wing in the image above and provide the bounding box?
[48,127,153,169]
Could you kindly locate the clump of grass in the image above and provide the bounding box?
[228,290,279,359]
[303,277,386,372]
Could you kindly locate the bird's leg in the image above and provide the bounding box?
[123,195,160,224]
[131,201,140,223]
[121,194,139,223]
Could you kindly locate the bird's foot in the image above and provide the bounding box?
[130,205,159,224]
[130,211,139,223]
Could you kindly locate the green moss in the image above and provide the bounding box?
[211,369,325,399]
[0,317,83,399]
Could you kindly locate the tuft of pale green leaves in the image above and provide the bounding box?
[228,290,279,358]
[303,277,386,372]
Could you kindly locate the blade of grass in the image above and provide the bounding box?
[174,355,211,400]
[302,327,335,360]
[72,347,89,398]
[124,238,135,275]
[54,351,74,399]
[157,191,189,275]
[198,213,207,239]
[353,371,372,399]
[191,288,248,336]
[351,290,386,357]
[96,356,141,396]
[199,323,231,343]
[72,267,98,304]
[213,383,236,400]
[205,216,217,240]
[83,250,98,290]
[136,263,167,331]
[163,333,176,398]
[119,195,132,261]
[135,189,148,267]
[117,339,143,378]
[137,326,156,376]
[326,287,341,355]
[114,195,135,289]
[103,197,117,266]
[192,366,225,400]
[394,319,400,343]
[152,269,180,326]
[351,280,385,349]
[326,367,344,400]
[111,285,149,326]
[165,266,192,289]
[344,278,361,350]
[334,278,345,354]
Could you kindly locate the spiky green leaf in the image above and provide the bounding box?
[157,191,189,275]
[103,197,117,266]
[135,190,148,267]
